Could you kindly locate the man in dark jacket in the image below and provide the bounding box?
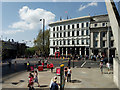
[50,79,58,90]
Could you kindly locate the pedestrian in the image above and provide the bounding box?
[38,60,42,65]
[68,59,71,68]
[100,61,103,74]
[49,76,57,88]
[67,67,72,82]
[50,76,59,90]
[42,61,44,67]
[27,61,30,71]
[100,58,104,63]
[44,60,48,65]
[8,61,11,69]
[14,61,17,71]
[94,55,96,61]
[50,63,54,72]
[28,73,34,90]
[64,67,68,82]
[106,62,110,74]
[34,71,40,87]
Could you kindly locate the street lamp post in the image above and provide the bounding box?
[72,38,75,68]
[108,23,110,63]
[40,19,45,58]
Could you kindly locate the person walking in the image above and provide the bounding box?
[38,60,42,65]
[49,76,58,88]
[28,73,34,90]
[67,67,72,82]
[8,61,11,69]
[50,63,54,72]
[68,59,71,68]
[64,66,68,82]
[106,62,110,74]
[50,78,58,90]
[100,61,103,74]
[100,58,104,63]
[27,61,30,71]
[14,61,17,71]
[34,71,40,87]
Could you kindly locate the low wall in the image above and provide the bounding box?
[113,58,120,89]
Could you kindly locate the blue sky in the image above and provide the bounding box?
[1,2,108,47]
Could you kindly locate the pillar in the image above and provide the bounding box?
[98,32,101,48]
[62,48,63,56]
[85,48,86,56]
[91,32,94,48]
[66,48,68,57]
[79,48,81,55]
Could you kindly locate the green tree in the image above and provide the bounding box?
[34,29,50,56]
[25,46,38,57]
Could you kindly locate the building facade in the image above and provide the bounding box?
[1,39,26,60]
[49,16,91,57]
[49,14,116,57]
[90,14,116,57]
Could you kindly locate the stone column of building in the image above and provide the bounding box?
[62,48,63,56]
[98,32,101,48]
[66,48,68,57]
[79,47,81,55]
[91,32,94,48]
[75,47,77,55]
[85,47,86,56]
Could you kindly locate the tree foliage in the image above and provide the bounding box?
[34,29,50,56]
[25,46,38,57]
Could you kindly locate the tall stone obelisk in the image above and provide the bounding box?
[105,0,120,89]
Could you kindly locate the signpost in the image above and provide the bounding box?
[60,64,65,90]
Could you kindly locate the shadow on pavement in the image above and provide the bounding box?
[71,80,82,83]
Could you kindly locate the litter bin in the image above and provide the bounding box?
[38,65,43,71]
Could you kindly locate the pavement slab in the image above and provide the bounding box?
[2,64,118,89]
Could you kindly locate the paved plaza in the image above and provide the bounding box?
[2,66,118,89]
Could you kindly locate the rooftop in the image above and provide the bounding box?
[49,15,91,26]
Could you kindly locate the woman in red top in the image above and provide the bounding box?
[50,63,54,72]
[28,73,34,90]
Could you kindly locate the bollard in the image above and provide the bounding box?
[60,64,65,90]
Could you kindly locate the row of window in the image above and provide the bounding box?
[95,40,114,47]
[53,22,89,31]
[94,22,107,27]
[94,31,113,38]
[53,39,89,45]
[53,30,89,38]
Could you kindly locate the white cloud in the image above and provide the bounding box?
[78,2,98,11]
[3,29,24,35]
[8,6,55,34]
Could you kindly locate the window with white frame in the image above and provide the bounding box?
[86,30,89,35]
[86,22,89,27]
[95,41,98,47]
[68,25,70,29]
[77,24,79,28]
[82,30,84,36]
[82,40,84,45]
[82,23,84,28]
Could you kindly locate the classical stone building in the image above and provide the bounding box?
[90,14,116,57]
[49,14,115,57]
[49,16,90,57]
